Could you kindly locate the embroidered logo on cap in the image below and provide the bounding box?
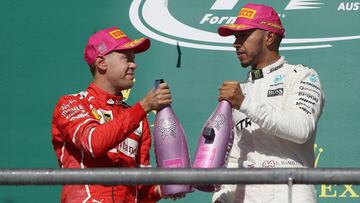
[225,24,248,29]
[97,42,108,54]
[123,38,144,48]
[239,8,257,19]
[109,29,126,39]
[260,21,283,31]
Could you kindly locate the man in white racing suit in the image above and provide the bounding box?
[213,3,324,203]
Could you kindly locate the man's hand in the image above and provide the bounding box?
[218,80,244,109]
[140,83,172,113]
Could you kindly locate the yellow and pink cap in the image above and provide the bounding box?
[218,3,285,37]
[84,26,150,65]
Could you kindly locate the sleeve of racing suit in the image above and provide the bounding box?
[239,68,324,144]
[137,118,152,167]
[137,118,162,202]
[53,96,147,157]
[212,126,240,202]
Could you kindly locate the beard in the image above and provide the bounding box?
[238,47,264,69]
[238,54,253,68]
[240,60,251,68]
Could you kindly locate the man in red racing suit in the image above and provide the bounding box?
[52,26,172,203]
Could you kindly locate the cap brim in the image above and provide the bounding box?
[218,24,256,36]
[116,37,151,53]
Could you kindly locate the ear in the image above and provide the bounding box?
[94,56,107,73]
[264,31,276,46]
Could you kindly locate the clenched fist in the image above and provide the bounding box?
[218,80,244,109]
[140,83,172,113]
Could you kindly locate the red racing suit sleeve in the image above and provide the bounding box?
[137,118,152,167]
[240,67,324,144]
[52,95,147,157]
[137,118,162,202]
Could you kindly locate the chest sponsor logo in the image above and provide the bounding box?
[235,117,252,130]
[118,138,139,158]
[251,69,264,80]
[130,0,360,51]
[299,106,312,115]
[91,108,113,124]
[273,74,285,83]
[300,80,321,90]
[299,85,321,96]
[60,101,89,121]
[269,64,284,74]
[134,121,143,137]
[267,88,284,97]
[298,97,316,105]
[299,91,319,103]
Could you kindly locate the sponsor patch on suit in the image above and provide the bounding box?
[267,88,284,97]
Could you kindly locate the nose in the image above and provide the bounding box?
[233,38,243,49]
[129,61,137,70]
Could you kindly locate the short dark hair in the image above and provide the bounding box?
[89,63,96,77]
[274,34,283,49]
[268,32,283,51]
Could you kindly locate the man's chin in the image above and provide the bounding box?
[126,83,134,89]
[240,61,250,68]
[125,77,135,84]
[238,58,250,68]
[126,75,134,81]
[120,82,133,91]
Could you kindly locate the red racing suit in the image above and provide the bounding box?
[52,83,161,203]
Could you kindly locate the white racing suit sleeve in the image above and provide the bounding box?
[212,126,241,203]
[240,67,324,144]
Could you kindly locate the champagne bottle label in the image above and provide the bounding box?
[157,118,176,140]
[193,146,216,168]
[163,158,184,168]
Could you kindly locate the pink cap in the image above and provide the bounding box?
[84,27,150,65]
[218,3,285,37]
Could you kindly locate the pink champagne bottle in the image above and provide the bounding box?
[153,79,192,196]
[193,100,233,192]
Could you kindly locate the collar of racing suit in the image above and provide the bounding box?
[249,56,286,81]
[87,83,124,105]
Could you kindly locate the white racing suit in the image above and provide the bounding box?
[213,57,324,203]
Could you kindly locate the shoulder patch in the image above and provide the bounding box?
[292,64,310,73]
[69,91,89,100]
